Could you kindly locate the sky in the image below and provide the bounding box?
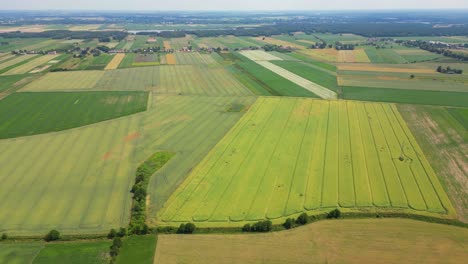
[1,0,468,11]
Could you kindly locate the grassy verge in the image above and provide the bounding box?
[116,235,157,264]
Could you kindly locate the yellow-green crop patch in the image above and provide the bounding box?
[0,113,142,235]
[2,54,59,75]
[158,97,455,226]
[21,70,105,91]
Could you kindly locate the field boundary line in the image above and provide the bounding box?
[345,101,357,208]
[319,101,331,208]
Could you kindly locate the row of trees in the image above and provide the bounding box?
[437,66,463,74]
[0,30,127,41]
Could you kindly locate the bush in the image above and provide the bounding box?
[296,213,309,225]
[327,209,341,219]
[107,228,117,239]
[242,223,251,232]
[184,223,196,234]
[177,223,196,234]
[117,227,127,237]
[1,233,7,240]
[283,218,295,229]
[251,220,272,232]
[44,230,60,242]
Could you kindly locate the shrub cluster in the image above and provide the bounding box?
[109,237,123,263]
[44,229,60,242]
[107,227,127,239]
[283,213,310,229]
[242,220,272,232]
[129,152,174,235]
[177,223,196,234]
[327,209,342,219]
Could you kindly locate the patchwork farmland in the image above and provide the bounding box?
[0,11,467,263]
[158,97,455,225]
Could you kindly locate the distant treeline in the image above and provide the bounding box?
[0,30,127,41]
[187,23,468,38]
[135,31,186,38]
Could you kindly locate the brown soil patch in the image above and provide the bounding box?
[166,54,176,65]
[124,132,140,142]
[103,152,112,160]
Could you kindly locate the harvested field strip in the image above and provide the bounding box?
[337,64,436,73]
[239,50,283,61]
[254,36,304,49]
[154,219,468,264]
[0,54,16,63]
[0,113,142,235]
[158,97,455,225]
[255,61,337,99]
[0,91,148,139]
[0,54,37,71]
[166,54,176,65]
[21,70,105,91]
[105,53,126,70]
[2,54,58,75]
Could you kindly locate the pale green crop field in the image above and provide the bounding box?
[0,113,142,235]
[2,54,59,75]
[0,54,37,71]
[158,97,455,226]
[157,65,252,96]
[21,70,105,91]
[174,52,217,65]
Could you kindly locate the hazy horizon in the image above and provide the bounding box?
[2,0,468,11]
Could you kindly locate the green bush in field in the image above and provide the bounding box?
[44,230,60,242]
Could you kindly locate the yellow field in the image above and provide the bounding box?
[166,54,176,65]
[337,64,436,73]
[163,41,172,50]
[300,49,370,63]
[2,54,58,75]
[104,54,126,70]
[254,36,304,49]
[155,219,468,264]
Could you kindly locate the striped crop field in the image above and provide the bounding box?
[21,70,105,91]
[157,97,455,226]
[0,54,37,71]
[174,52,217,65]
[104,53,126,70]
[2,54,58,75]
[0,113,143,235]
[95,67,159,91]
[157,65,252,96]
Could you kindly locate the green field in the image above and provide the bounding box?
[158,97,455,225]
[116,235,157,264]
[237,61,318,97]
[0,112,143,235]
[155,218,468,264]
[0,74,30,93]
[272,60,339,91]
[0,91,148,139]
[0,55,38,73]
[174,52,217,65]
[33,241,111,264]
[342,86,468,107]
[0,243,43,263]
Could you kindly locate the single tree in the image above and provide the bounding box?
[44,229,60,242]
[296,213,309,225]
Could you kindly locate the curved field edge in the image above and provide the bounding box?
[155,97,456,227]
